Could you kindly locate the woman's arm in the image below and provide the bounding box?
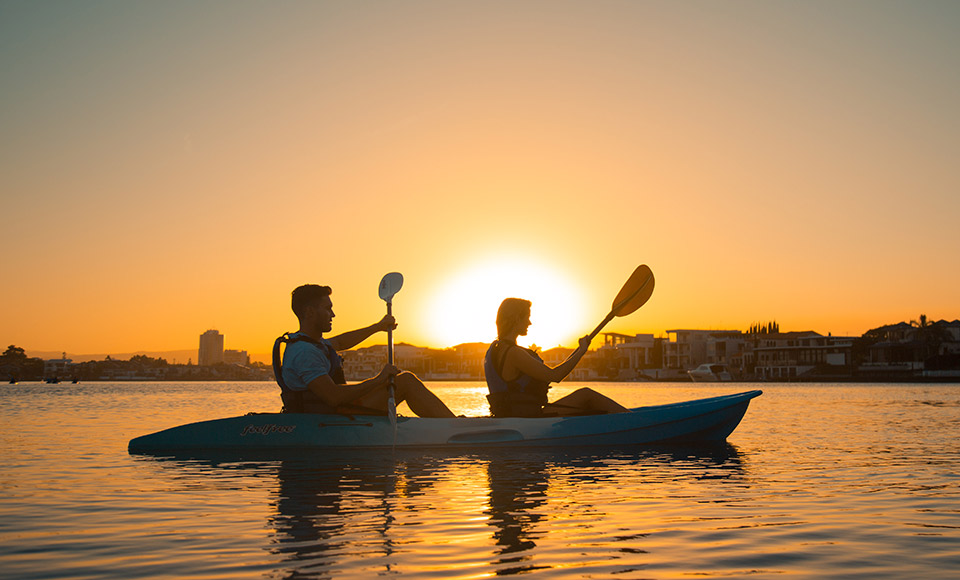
[506,337,590,383]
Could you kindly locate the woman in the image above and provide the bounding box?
[484,298,630,417]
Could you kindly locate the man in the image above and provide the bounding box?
[275,284,454,418]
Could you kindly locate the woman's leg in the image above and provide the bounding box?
[546,387,628,416]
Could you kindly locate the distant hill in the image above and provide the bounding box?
[26,349,201,364]
[26,349,274,364]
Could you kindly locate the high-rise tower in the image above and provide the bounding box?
[198,330,224,366]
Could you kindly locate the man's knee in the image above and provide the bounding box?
[394,371,423,393]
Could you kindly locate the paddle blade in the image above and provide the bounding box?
[610,265,655,317]
[378,272,404,302]
[388,389,397,426]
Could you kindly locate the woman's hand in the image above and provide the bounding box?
[577,335,593,355]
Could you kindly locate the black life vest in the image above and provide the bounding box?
[272,332,346,413]
[484,340,551,418]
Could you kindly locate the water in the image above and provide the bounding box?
[1,382,959,579]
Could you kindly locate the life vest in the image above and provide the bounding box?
[484,340,551,417]
[272,332,346,413]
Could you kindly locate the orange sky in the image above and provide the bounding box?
[2,1,958,358]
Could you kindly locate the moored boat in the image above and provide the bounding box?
[688,364,733,382]
[128,390,761,453]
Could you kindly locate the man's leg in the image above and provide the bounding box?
[394,372,455,418]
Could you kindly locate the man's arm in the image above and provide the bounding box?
[328,315,395,351]
[306,365,396,407]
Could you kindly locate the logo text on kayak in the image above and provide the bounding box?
[240,423,297,436]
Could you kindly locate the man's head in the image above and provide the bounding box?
[291,284,334,332]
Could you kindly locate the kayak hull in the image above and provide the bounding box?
[128,390,761,453]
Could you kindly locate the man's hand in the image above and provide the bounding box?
[376,363,400,384]
[377,315,397,333]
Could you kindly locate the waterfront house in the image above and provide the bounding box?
[43,354,74,381]
[747,332,854,380]
[663,329,744,375]
[858,319,960,380]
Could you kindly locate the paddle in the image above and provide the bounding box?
[587,265,655,341]
[378,272,403,431]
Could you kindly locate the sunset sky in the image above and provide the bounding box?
[2,1,958,359]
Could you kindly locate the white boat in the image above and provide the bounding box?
[688,364,733,382]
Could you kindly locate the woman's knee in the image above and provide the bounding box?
[571,387,613,409]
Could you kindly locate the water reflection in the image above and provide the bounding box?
[484,452,551,574]
[270,458,357,577]
[260,451,456,578]
[481,444,744,575]
[270,453,400,578]
[138,443,746,578]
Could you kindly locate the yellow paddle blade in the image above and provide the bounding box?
[611,264,655,317]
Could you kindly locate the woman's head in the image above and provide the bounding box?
[496,298,532,340]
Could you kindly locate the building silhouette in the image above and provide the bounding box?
[198,330,224,366]
[223,349,250,365]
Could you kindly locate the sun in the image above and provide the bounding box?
[426,257,587,348]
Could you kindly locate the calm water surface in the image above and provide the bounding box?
[1,382,959,579]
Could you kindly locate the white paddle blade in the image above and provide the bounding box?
[388,391,397,425]
[611,265,655,317]
[379,272,404,302]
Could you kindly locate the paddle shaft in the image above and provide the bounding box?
[387,302,394,365]
[587,312,616,342]
[386,301,396,399]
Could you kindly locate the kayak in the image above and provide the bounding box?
[128,390,761,453]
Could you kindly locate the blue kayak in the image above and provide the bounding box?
[128,391,762,453]
[128,390,761,453]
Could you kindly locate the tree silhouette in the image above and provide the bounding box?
[748,321,779,335]
[1,345,43,380]
[1,345,28,363]
[911,314,948,362]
